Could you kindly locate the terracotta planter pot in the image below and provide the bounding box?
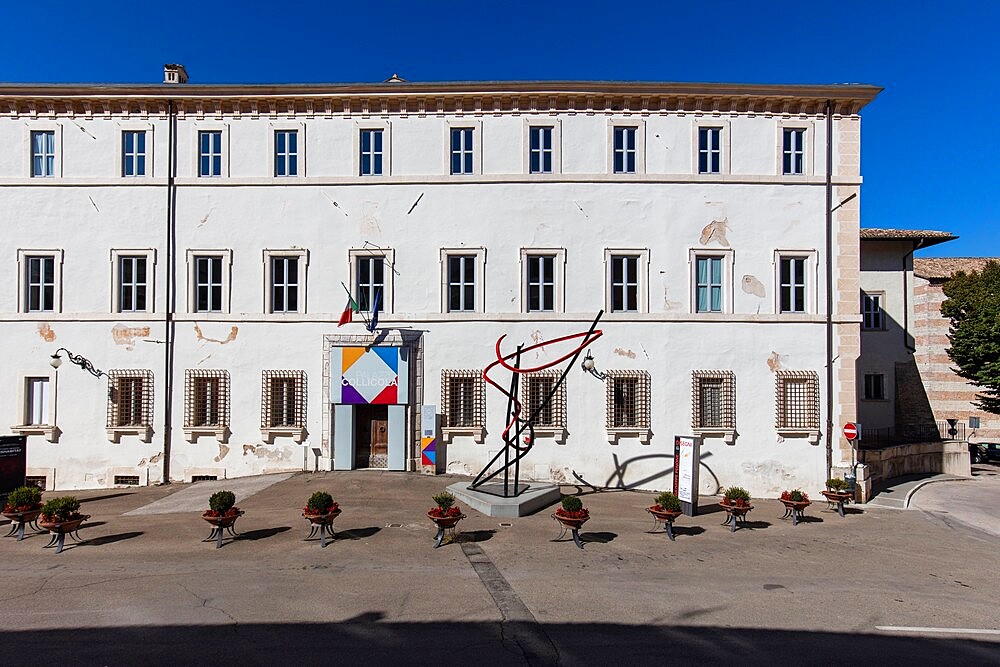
[820,490,852,503]
[778,499,812,512]
[553,512,590,530]
[427,511,465,529]
[39,515,89,534]
[719,501,753,517]
[303,508,342,525]
[2,508,42,524]
[647,506,682,522]
[202,510,244,529]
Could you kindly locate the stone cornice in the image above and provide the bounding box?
[0,80,881,119]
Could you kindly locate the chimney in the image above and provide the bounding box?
[163,64,189,84]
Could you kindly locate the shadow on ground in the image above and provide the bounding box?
[2,618,996,665]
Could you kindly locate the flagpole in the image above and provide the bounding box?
[340,281,370,328]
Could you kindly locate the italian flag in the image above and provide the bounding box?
[338,295,360,327]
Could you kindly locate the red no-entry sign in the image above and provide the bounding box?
[843,422,858,440]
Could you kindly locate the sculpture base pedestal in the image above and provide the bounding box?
[448,482,561,518]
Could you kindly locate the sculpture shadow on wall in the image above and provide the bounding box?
[570,450,719,495]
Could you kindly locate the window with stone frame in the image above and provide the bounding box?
[605,370,650,429]
[441,370,484,429]
[521,371,566,430]
[691,371,735,430]
[775,370,820,430]
[183,369,230,442]
[261,370,307,442]
[106,369,154,442]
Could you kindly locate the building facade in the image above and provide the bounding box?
[1,67,879,495]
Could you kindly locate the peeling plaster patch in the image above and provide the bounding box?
[254,445,290,462]
[243,444,256,456]
[447,460,475,475]
[360,201,381,236]
[37,323,56,342]
[550,467,568,483]
[767,352,784,373]
[149,452,163,463]
[193,323,238,344]
[197,207,215,227]
[214,444,230,462]
[699,217,730,247]
[530,330,546,358]
[740,460,793,495]
[613,347,636,359]
[112,324,151,351]
[742,275,766,298]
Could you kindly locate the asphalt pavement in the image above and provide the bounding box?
[1,470,998,665]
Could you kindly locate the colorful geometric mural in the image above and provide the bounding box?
[332,346,409,405]
[421,436,436,466]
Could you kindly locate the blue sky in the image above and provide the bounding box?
[3,1,996,257]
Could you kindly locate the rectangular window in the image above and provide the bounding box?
[864,373,886,401]
[194,255,224,313]
[450,128,474,175]
[122,131,147,177]
[692,371,736,429]
[529,126,553,174]
[613,126,636,174]
[526,254,555,312]
[782,128,805,175]
[185,370,230,429]
[862,292,884,330]
[356,255,385,312]
[107,370,153,428]
[274,130,298,177]
[25,255,55,312]
[270,256,299,313]
[441,370,485,429]
[198,130,222,177]
[360,129,383,176]
[522,372,566,430]
[31,130,55,177]
[775,371,820,430]
[606,371,651,429]
[610,255,639,313]
[261,370,306,430]
[25,377,50,426]
[447,255,476,312]
[695,256,723,313]
[698,127,721,174]
[118,255,147,312]
[779,257,807,313]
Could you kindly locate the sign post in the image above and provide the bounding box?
[673,435,700,516]
[842,422,860,492]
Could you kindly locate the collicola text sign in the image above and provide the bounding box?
[673,435,700,517]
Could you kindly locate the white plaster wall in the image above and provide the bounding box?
[0,104,855,497]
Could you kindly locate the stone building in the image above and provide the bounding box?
[1,66,880,495]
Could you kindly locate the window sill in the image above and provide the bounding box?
[107,426,153,444]
[183,426,230,444]
[776,428,820,445]
[442,426,485,444]
[11,424,60,443]
[693,427,736,445]
[525,427,568,445]
[607,428,651,445]
[261,427,307,444]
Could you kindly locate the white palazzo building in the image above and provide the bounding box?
[0,66,880,495]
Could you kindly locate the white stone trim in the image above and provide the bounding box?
[691,119,731,175]
[348,247,395,314]
[24,122,63,178]
[688,248,735,314]
[262,248,309,315]
[776,119,815,177]
[353,120,391,177]
[439,247,486,314]
[191,122,230,178]
[604,248,650,314]
[607,118,646,175]
[520,247,566,314]
[270,121,306,177]
[444,119,483,175]
[522,118,562,174]
[110,248,156,314]
[116,121,155,179]
[11,369,59,443]
[17,248,64,314]
[185,249,233,314]
[773,249,818,315]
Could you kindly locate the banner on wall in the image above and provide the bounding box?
[331,346,409,405]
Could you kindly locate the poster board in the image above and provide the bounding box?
[672,435,700,516]
[0,436,27,498]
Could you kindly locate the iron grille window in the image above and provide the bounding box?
[360,129,383,175]
[191,475,218,482]
[122,130,146,176]
[529,126,553,174]
[779,257,807,313]
[692,371,736,429]
[24,476,46,490]
[775,370,819,429]
[184,369,230,428]
[450,128,474,174]
[782,128,805,175]
[356,255,385,312]
[698,127,721,174]
[606,371,651,429]
[447,255,476,312]
[521,372,566,429]
[274,130,298,176]
[261,370,306,428]
[862,292,884,330]
[613,126,636,173]
[441,370,484,428]
[107,370,154,428]
[25,255,55,312]
[114,475,140,486]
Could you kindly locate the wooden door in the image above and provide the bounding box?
[371,419,388,460]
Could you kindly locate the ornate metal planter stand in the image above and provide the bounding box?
[646,506,682,541]
[552,512,589,549]
[3,509,43,541]
[820,490,853,517]
[202,511,244,549]
[303,509,342,548]
[779,499,811,526]
[427,512,465,548]
[720,503,753,533]
[39,515,90,554]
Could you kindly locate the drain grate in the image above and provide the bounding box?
[386,523,402,528]
[499,522,513,528]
